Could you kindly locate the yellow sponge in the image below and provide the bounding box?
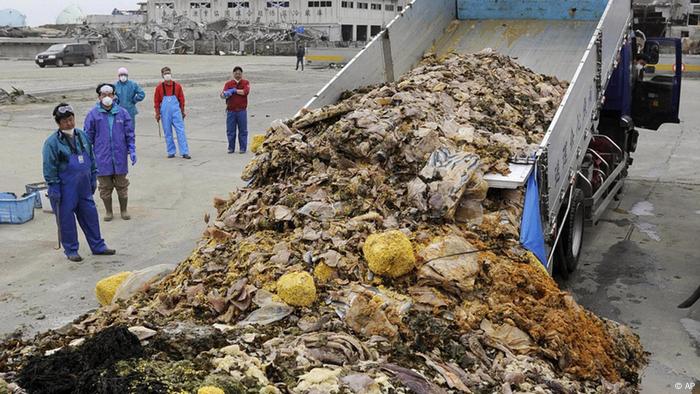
[277,271,316,307]
[197,387,225,394]
[363,230,416,278]
[95,271,132,306]
[251,135,266,153]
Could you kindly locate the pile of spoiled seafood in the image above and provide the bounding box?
[0,53,646,394]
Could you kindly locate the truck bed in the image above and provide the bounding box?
[433,19,597,81]
[301,0,632,234]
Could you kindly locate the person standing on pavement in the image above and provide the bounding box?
[114,67,145,127]
[154,66,191,159]
[296,45,305,71]
[43,103,116,262]
[220,66,251,154]
[84,83,136,221]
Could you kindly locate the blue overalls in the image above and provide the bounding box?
[51,132,108,257]
[160,83,189,156]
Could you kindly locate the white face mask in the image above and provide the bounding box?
[101,96,113,107]
[61,128,75,136]
[163,74,172,81]
[119,75,128,83]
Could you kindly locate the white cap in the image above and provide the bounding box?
[117,67,128,75]
[99,84,114,94]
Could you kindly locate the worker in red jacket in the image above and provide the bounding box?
[220,66,251,154]
[154,66,191,159]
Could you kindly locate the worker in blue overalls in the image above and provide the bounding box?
[154,66,191,159]
[42,103,116,262]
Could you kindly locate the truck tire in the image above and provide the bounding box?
[56,58,63,68]
[555,188,585,276]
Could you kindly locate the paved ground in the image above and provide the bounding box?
[0,54,333,335]
[0,53,697,392]
[561,82,700,392]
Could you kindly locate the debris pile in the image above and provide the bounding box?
[0,52,647,393]
[0,87,44,105]
[65,14,321,55]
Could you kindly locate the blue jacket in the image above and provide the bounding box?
[115,79,145,120]
[84,103,135,177]
[42,129,96,185]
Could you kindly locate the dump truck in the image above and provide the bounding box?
[300,0,683,277]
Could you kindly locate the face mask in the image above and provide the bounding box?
[101,96,113,107]
[119,75,128,83]
[61,128,74,136]
[163,74,172,81]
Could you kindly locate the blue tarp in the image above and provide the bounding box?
[520,168,548,268]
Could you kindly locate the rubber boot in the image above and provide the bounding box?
[102,197,113,222]
[119,197,131,220]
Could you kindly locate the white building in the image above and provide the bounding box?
[146,0,408,41]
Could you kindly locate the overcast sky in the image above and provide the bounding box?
[2,0,142,27]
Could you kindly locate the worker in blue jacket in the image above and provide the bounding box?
[114,67,145,127]
[42,103,116,262]
[84,83,136,221]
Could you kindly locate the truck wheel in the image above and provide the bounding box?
[56,59,63,67]
[555,188,585,276]
[39,64,45,68]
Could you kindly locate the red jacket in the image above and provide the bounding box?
[154,81,185,116]
[223,79,250,111]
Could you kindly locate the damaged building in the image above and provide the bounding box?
[145,0,408,41]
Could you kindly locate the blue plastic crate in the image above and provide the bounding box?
[0,192,36,224]
[25,182,47,209]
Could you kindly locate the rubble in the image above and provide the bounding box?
[0,52,647,393]
[0,87,44,106]
[65,14,321,55]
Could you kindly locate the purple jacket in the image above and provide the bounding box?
[84,103,135,176]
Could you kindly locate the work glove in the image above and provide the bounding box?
[130,151,137,166]
[223,88,237,98]
[90,175,97,195]
[48,184,61,204]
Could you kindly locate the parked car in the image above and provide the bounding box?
[35,43,94,68]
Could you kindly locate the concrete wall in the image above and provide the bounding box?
[0,38,107,60]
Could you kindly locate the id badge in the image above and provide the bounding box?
[78,155,85,164]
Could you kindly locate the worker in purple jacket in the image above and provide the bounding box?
[84,83,136,221]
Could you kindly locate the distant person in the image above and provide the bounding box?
[296,45,305,71]
[43,103,116,262]
[84,83,136,221]
[220,66,251,154]
[154,66,191,159]
[114,67,145,127]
